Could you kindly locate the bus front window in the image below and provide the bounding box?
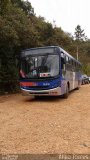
[20,54,59,78]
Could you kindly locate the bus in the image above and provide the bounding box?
[20,46,82,98]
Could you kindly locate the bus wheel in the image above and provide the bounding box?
[34,96,39,99]
[76,86,79,90]
[63,84,69,99]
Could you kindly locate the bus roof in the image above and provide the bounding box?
[60,47,82,65]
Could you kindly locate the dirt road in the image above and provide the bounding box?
[0,85,90,154]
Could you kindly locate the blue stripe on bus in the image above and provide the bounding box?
[20,77,62,91]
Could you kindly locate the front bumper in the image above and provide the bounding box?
[21,87,61,96]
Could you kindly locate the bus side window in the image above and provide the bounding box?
[72,60,74,71]
[66,56,69,63]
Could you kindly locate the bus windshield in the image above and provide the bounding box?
[20,54,59,79]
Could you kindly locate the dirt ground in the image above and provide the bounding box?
[0,85,90,154]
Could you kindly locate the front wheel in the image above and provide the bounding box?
[63,84,69,99]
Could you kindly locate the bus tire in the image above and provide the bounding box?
[76,86,79,90]
[34,95,39,99]
[63,84,69,98]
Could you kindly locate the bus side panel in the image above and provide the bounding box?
[62,70,79,92]
[61,79,66,95]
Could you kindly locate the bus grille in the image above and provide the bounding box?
[28,86,49,90]
[29,92,49,94]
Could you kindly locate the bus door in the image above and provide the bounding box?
[61,53,66,94]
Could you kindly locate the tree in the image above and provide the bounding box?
[74,25,87,41]
[0,1,37,93]
[11,0,34,16]
[0,0,10,15]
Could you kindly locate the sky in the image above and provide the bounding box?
[29,0,90,38]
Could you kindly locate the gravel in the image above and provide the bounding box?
[0,85,90,154]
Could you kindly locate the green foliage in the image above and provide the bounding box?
[11,0,34,16]
[74,25,87,41]
[0,1,37,93]
[0,1,90,93]
[74,25,90,75]
[0,0,8,16]
[82,64,90,76]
